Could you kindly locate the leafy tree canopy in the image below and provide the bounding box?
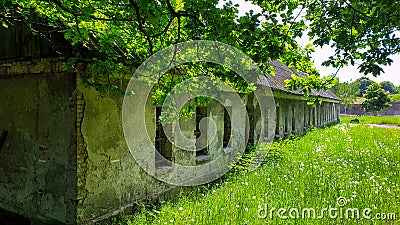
[360,83,391,113]
[1,0,319,96]
[1,0,399,103]
[285,0,400,95]
[355,76,376,96]
[392,93,400,102]
[331,80,360,111]
[300,0,400,76]
[380,81,398,94]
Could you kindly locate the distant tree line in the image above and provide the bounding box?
[355,77,399,96]
[332,77,397,114]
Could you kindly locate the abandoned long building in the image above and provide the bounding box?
[0,24,340,224]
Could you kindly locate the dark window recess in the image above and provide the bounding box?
[311,107,314,125]
[246,105,254,146]
[195,107,209,162]
[275,106,280,138]
[292,105,296,133]
[284,105,289,135]
[304,106,309,129]
[223,107,232,148]
[155,107,172,169]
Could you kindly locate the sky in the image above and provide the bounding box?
[220,0,400,86]
[296,37,400,86]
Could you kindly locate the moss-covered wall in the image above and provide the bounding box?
[75,75,175,223]
[0,72,77,224]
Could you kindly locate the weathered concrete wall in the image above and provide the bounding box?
[246,89,276,145]
[0,59,340,224]
[0,72,77,224]
[380,102,400,115]
[272,92,340,139]
[75,76,174,223]
[75,81,256,223]
[340,102,400,116]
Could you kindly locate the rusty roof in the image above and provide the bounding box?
[257,60,341,101]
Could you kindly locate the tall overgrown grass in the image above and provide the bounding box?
[340,115,400,126]
[108,124,399,225]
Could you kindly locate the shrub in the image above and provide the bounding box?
[349,118,360,123]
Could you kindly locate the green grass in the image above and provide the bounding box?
[340,115,400,126]
[391,94,400,102]
[111,124,400,225]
